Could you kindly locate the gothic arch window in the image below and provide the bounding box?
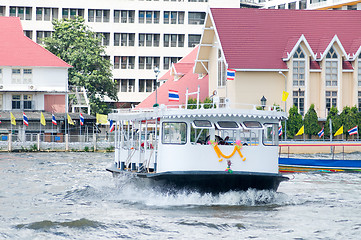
[293,47,305,86]
[325,47,338,86]
[326,47,338,59]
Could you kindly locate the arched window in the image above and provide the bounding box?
[293,47,305,86]
[217,49,226,87]
[325,47,338,86]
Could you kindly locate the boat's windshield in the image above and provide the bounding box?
[189,120,269,146]
[162,122,187,144]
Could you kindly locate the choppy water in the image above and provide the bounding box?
[0,152,361,240]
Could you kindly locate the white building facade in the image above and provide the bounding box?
[0,67,68,112]
[255,0,361,10]
[0,0,239,108]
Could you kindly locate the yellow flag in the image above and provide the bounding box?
[282,91,289,102]
[10,112,16,126]
[40,112,46,126]
[67,113,75,125]
[334,126,343,136]
[296,125,304,136]
[96,113,108,124]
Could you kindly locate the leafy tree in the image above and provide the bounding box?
[44,17,117,114]
[304,104,320,137]
[286,105,303,139]
[324,107,341,137]
[339,106,358,139]
[187,98,198,109]
[203,97,213,109]
[187,97,215,109]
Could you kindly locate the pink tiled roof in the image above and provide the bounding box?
[136,47,209,109]
[173,63,194,76]
[0,17,71,67]
[310,61,320,70]
[211,9,361,70]
[342,61,353,70]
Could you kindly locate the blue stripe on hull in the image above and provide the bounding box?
[279,157,361,168]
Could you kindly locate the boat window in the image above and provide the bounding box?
[237,128,260,146]
[263,123,279,146]
[192,120,213,128]
[242,121,263,129]
[162,122,187,144]
[215,121,240,129]
[191,125,210,145]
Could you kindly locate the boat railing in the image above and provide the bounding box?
[111,102,279,113]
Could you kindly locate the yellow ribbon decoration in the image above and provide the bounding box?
[213,145,246,161]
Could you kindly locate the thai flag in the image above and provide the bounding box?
[226,68,236,80]
[318,127,324,138]
[79,113,84,126]
[23,112,28,126]
[278,125,282,136]
[52,114,57,125]
[168,90,179,102]
[109,120,115,133]
[348,126,358,135]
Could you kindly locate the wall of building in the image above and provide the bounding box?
[0,66,67,111]
[234,72,285,109]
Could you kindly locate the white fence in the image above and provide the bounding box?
[0,133,114,152]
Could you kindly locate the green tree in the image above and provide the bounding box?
[286,105,303,139]
[324,107,341,137]
[339,106,358,139]
[187,97,215,109]
[187,98,198,109]
[44,17,117,114]
[304,104,320,137]
[203,97,213,109]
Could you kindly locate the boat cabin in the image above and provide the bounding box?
[109,106,286,176]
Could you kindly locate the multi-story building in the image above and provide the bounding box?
[0,0,239,109]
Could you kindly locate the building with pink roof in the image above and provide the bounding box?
[136,47,209,109]
[195,8,361,119]
[0,16,75,134]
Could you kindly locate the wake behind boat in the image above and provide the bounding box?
[106,105,288,193]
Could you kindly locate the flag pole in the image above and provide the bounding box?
[80,116,81,140]
[65,113,67,138]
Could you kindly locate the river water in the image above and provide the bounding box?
[0,152,360,240]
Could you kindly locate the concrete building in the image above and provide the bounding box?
[195,8,361,119]
[0,0,239,109]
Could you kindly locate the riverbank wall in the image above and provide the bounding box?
[279,141,361,155]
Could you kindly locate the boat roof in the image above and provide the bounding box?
[108,107,287,122]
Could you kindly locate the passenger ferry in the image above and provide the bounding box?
[106,104,288,193]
